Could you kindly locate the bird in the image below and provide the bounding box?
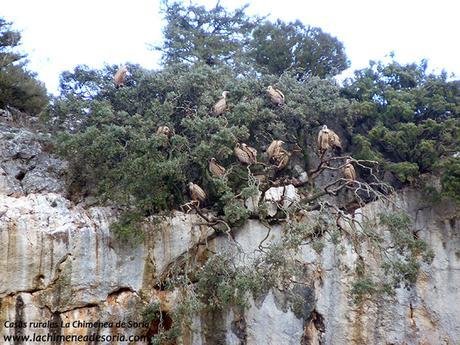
[234,143,257,165]
[114,65,128,88]
[156,126,172,137]
[317,125,342,155]
[328,130,342,152]
[188,182,206,207]
[272,149,290,170]
[208,158,226,177]
[317,125,330,155]
[343,159,356,181]
[211,91,229,116]
[266,85,285,106]
[266,140,284,162]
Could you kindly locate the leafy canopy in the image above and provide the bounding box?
[0,17,48,114]
[249,20,349,78]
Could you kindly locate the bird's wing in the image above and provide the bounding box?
[276,89,285,99]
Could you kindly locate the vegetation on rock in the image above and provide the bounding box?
[2,1,459,342]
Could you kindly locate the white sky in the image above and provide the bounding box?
[2,0,460,94]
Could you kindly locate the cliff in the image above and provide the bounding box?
[0,117,459,344]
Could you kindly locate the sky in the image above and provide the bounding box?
[2,0,460,94]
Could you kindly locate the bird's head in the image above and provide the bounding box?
[188,182,194,189]
[222,91,229,98]
[210,157,216,163]
[322,125,328,131]
[235,143,241,149]
[267,85,273,92]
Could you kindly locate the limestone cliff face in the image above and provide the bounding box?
[0,119,459,344]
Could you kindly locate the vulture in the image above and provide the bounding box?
[317,125,330,155]
[343,159,357,181]
[272,149,290,170]
[266,140,284,161]
[328,130,342,152]
[266,86,285,106]
[114,65,128,88]
[212,91,229,116]
[317,125,342,155]
[156,126,172,137]
[208,158,226,177]
[234,143,257,165]
[188,182,206,207]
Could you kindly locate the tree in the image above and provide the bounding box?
[344,59,460,182]
[249,20,349,78]
[158,1,258,67]
[0,17,48,114]
[0,18,22,68]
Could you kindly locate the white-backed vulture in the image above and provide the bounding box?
[156,126,172,137]
[188,182,206,207]
[212,91,229,116]
[114,65,128,88]
[209,158,226,177]
[266,140,284,161]
[267,85,285,106]
[343,159,356,181]
[234,143,257,165]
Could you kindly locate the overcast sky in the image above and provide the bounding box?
[2,0,460,94]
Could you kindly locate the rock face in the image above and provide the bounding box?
[0,120,459,344]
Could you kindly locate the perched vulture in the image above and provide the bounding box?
[343,159,357,181]
[266,140,284,161]
[266,86,285,106]
[114,65,128,88]
[212,91,229,116]
[317,125,330,155]
[272,149,290,170]
[156,126,172,137]
[208,158,226,177]
[317,125,342,155]
[188,182,206,207]
[242,143,257,162]
[328,130,342,152]
[234,143,257,165]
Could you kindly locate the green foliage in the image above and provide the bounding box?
[345,59,460,183]
[110,211,145,244]
[440,157,460,203]
[158,1,349,78]
[195,253,265,310]
[0,17,48,114]
[141,302,162,323]
[379,212,434,288]
[0,17,22,67]
[159,1,258,67]
[52,61,349,218]
[350,277,378,303]
[250,20,349,78]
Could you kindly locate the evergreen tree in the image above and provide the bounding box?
[249,20,349,78]
[0,17,48,114]
[158,1,258,67]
